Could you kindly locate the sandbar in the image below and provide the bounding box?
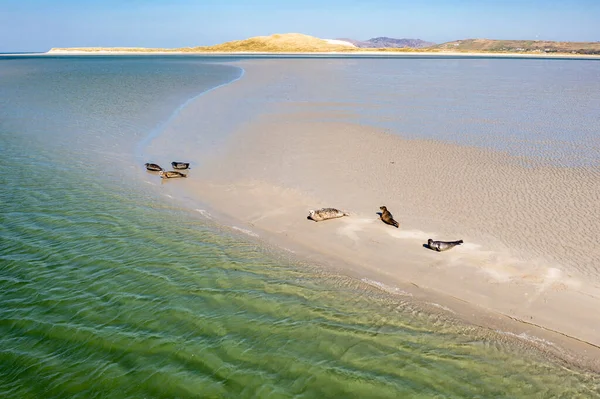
[144,59,600,371]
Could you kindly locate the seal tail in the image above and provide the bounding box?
[454,240,464,245]
[393,220,399,228]
[342,211,350,216]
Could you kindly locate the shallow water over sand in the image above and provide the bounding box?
[228,57,600,166]
[1,55,599,398]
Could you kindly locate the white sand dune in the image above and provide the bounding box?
[324,39,356,47]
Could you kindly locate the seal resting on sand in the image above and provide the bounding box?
[145,163,163,172]
[159,170,187,179]
[379,206,399,228]
[171,161,190,170]
[427,239,464,252]
[307,208,349,222]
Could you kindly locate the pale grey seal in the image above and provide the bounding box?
[171,161,190,170]
[427,239,463,252]
[379,206,399,228]
[145,163,163,172]
[159,170,187,179]
[307,208,349,222]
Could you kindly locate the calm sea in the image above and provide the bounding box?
[1,55,599,398]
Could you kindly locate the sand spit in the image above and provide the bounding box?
[144,60,600,369]
[46,33,600,58]
[192,118,600,341]
[45,48,600,59]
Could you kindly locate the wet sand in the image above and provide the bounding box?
[145,60,600,370]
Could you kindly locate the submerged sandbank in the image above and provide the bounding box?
[143,59,600,370]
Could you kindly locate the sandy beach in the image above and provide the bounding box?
[144,59,600,370]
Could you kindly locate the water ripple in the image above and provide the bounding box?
[1,56,599,398]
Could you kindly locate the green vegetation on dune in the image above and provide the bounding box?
[433,38,600,54]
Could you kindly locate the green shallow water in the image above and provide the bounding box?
[1,56,599,398]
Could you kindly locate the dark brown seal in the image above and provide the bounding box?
[427,239,463,252]
[379,206,399,228]
[159,170,187,179]
[145,163,163,172]
[171,161,190,170]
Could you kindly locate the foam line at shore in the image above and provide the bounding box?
[134,65,246,161]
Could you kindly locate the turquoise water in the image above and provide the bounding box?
[1,55,599,398]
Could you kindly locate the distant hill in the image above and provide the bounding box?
[48,34,600,55]
[433,38,600,54]
[49,34,358,54]
[192,33,353,52]
[339,37,436,49]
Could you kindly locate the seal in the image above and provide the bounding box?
[307,208,349,222]
[427,239,464,252]
[145,163,163,172]
[171,161,190,170]
[379,206,399,228]
[159,170,187,179]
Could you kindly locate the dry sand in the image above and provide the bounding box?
[145,60,600,370]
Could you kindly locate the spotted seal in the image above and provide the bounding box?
[379,206,399,228]
[171,161,190,170]
[307,208,349,222]
[427,239,463,252]
[159,170,187,179]
[145,163,163,172]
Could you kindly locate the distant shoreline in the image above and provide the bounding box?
[37,49,600,59]
[12,33,597,58]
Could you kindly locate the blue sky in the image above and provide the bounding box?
[1,0,599,52]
